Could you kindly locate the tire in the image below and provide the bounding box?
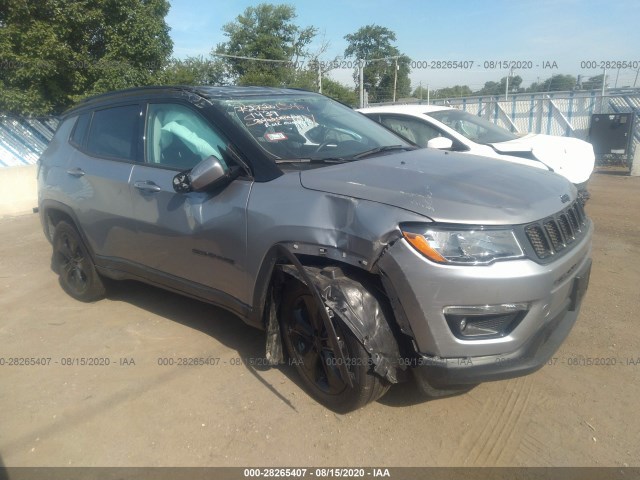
[52,221,106,302]
[280,278,389,412]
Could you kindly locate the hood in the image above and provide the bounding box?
[299,149,576,225]
[489,134,595,184]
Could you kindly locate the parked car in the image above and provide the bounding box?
[38,86,592,412]
[359,105,595,203]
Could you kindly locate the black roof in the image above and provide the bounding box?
[66,85,317,115]
[192,86,316,99]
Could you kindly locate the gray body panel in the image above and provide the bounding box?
[128,164,252,301]
[299,148,575,225]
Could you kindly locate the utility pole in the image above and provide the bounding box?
[600,68,607,113]
[634,67,639,87]
[393,57,398,103]
[419,81,422,101]
[427,84,430,105]
[317,61,322,94]
[614,67,620,89]
[505,66,514,101]
[359,60,365,108]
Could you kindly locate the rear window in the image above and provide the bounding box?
[69,113,90,148]
[86,105,139,161]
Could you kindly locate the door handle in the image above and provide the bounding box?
[66,168,85,177]
[134,181,162,193]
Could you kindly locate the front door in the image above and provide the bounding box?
[128,102,252,303]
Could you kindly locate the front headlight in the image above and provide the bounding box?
[401,224,525,265]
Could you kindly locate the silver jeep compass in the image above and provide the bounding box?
[37,86,592,412]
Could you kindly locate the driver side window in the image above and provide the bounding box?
[146,103,228,170]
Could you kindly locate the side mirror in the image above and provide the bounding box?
[427,137,453,150]
[172,156,230,193]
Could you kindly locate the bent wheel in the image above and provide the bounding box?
[280,278,388,412]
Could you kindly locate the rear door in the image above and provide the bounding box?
[67,104,141,260]
[127,101,252,303]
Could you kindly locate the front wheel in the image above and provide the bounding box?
[280,278,389,412]
[52,221,106,302]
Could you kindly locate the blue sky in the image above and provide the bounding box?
[166,0,640,92]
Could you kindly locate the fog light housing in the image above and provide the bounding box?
[444,303,529,339]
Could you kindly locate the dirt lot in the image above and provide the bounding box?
[0,172,639,468]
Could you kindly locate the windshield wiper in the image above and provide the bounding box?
[351,145,415,159]
[275,157,348,164]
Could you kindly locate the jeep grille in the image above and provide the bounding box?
[525,201,588,259]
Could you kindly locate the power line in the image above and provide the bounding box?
[212,52,405,65]
[211,52,293,64]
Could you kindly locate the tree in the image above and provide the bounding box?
[527,74,577,92]
[0,0,172,115]
[476,76,522,96]
[320,78,358,107]
[343,25,411,103]
[277,60,357,106]
[477,81,501,96]
[215,3,316,86]
[412,85,428,99]
[161,56,227,86]
[581,74,607,91]
[503,75,523,93]
[432,85,473,99]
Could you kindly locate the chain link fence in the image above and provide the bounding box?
[0,115,59,167]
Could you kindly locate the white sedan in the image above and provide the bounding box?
[359,105,595,201]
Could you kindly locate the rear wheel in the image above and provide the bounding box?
[280,278,389,412]
[52,221,106,302]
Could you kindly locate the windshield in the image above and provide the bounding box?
[214,94,411,162]
[427,109,518,144]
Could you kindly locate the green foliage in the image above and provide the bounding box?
[580,74,607,91]
[215,3,316,86]
[412,85,428,99]
[265,61,357,107]
[161,56,227,86]
[432,85,473,99]
[320,78,358,107]
[476,76,522,96]
[343,25,411,103]
[0,0,172,115]
[527,74,577,93]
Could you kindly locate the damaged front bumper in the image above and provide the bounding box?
[378,222,592,388]
[412,292,584,389]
